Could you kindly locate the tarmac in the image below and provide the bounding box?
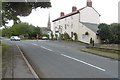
[2,43,38,80]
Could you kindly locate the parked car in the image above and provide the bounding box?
[41,36,48,40]
[10,36,20,41]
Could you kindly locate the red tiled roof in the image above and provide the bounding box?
[52,6,101,22]
[52,7,86,22]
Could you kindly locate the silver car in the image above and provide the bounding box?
[10,36,20,41]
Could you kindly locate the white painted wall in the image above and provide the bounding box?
[53,7,100,43]
[77,23,100,44]
[80,7,100,24]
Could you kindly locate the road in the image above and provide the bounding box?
[4,39,119,78]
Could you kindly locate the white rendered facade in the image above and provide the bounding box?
[52,0,100,44]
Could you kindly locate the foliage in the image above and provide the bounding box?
[2,22,42,39]
[64,33,70,40]
[2,2,51,26]
[109,23,120,44]
[55,34,58,39]
[1,41,9,55]
[90,38,93,44]
[51,32,54,40]
[60,34,64,40]
[97,23,120,44]
[42,34,49,38]
[73,33,78,41]
[97,23,111,43]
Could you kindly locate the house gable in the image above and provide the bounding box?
[80,7,100,24]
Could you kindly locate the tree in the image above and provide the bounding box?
[109,23,120,44]
[97,23,111,43]
[2,22,42,39]
[2,2,51,26]
[97,23,120,44]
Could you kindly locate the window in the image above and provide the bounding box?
[82,34,85,39]
[65,24,67,29]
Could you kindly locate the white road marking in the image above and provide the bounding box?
[31,43,38,46]
[40,46,53,51]
[61,54,106,71]
[31,43,52,52]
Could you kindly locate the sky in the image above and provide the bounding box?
[7,0,120,30]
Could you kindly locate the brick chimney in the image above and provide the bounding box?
[87,0,92,7]
[72,6,77,12]
[60,12,64,17]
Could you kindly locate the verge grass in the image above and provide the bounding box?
[81,48,119,60]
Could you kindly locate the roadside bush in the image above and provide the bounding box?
[60,34,64,40]
[42,34,49,38]
[51,32,54,40]
[90,38,93,44]
[55,34,58,39]
[64,33,70,40]
[74,33,78,41]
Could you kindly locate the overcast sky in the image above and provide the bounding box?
[7,0,119,29]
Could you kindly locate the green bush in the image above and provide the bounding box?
[60,34,64,40]
[1,41,9,55]
[42,34,49,38]
[64,33,70,40]
[55,34,58,39]
[51,32,54,40]
[90,38,93,44]
[74,33,78,41]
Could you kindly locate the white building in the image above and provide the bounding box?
[52,0,101,44]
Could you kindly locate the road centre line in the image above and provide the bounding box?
[61,54,106,72]
[31,43,105,71]
[31,43,38,46]
[31,43,53,51]
[32,43,53,51]
[40,46,53,51]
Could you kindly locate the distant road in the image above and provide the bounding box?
[4,39,119,78]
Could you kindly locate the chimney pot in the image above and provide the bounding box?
[60,12,64,17]
[72,6,77,12]
[87,0,92,7]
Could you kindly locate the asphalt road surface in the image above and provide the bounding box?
[4,39,119,78]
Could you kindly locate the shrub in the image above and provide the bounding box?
[51,32,54,40]
[90,38,93,44]
[60,34,64,40]
[64,33,70,40]
[55,34,58,39]
[74,33,78,41]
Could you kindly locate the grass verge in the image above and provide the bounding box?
[1,41,9,77]
[1,41,9,55]
[80,48,119,60]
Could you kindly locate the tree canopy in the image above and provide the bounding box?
[2,22,42,39]
[2,2,51,26]
[97,23,120,44]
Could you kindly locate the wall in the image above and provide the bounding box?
[80,7,100,24]
[52,7,100,43]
